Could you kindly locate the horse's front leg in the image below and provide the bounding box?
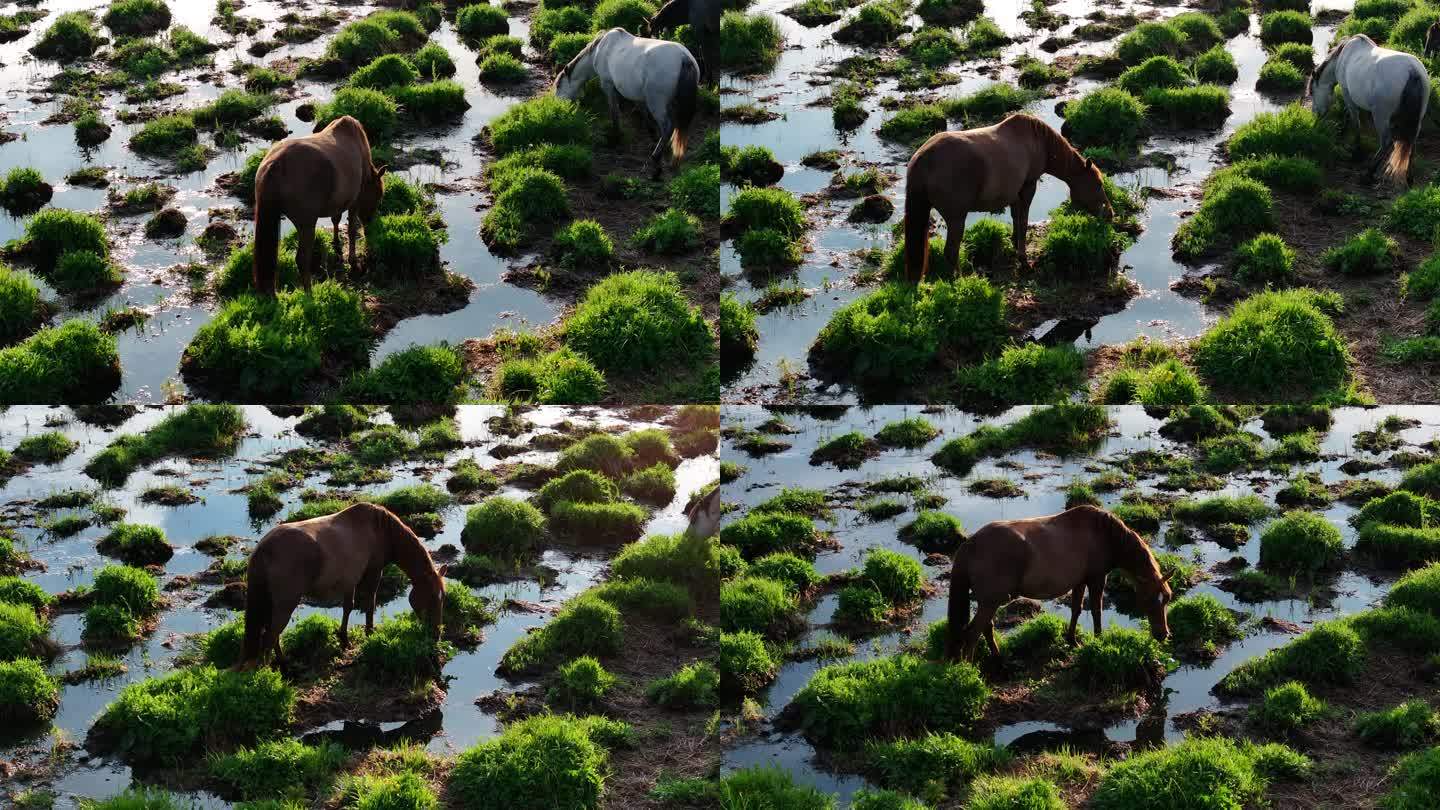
[602,81,622,140]
[346,209,362,274]
[339,591,353,647]
[1066,586,1084,644]
[331,216,344,276]
[1088,574,1106,636]
[1013,180,1037,271]
[294,220,317,294]
[270,595,300,670]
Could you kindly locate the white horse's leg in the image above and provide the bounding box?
[649,110,673,179]
[600,78,621,139]
[1369,101,1396,179]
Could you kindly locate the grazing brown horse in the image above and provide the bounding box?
[237,502,447,670]
[903,113,1113,282]
[252,115,386,296]
[944,505,1171,662]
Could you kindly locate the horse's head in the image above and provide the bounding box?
[1070,157,1114,221]
[1109,511,1171,640]
[1427,22,1440,58]
[410,562,447,637]
[685,486,720,540]
[553,60,582,100]
[356,163,387,222]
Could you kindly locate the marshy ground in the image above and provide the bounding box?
[0,402,719,809]
[0,0,720,406]
[717,403,1440,807]
[720,0,1440,406]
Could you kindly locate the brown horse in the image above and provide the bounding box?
[237,502,447,670]
[944,505,1171,662]
[903,113,1113,282]
[252,115,386,296]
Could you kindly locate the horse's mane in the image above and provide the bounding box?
[1007,113,1089,179]
[363,502,441,588]
[1085,506,1162,583]
[1309,38,1350,98]
[558,28,616,80]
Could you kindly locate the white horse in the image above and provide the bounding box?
[553,27,700,178]
[1309,34,1429,186]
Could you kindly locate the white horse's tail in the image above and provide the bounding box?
[670,57,698,162]
[1387,68,1427,186]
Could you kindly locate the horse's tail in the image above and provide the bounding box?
[240,555,272,668]
[670,57,698,162]
[943,556,970,661]
[1387,68,1427,186]
[252,174,282,296]
[903,175,931,283]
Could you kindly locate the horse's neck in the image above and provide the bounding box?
[1103,521,1152,580]
[571,43,602,83]
[379,513,434,584]
[1037,124,1085,183]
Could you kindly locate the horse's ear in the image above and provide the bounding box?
[1085,157,1095,171]
[375,164,388,177]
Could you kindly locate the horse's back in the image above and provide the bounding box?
[967,509,1108,599]
[910,119,1037,210]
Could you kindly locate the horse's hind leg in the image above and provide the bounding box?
[294,220,317,293]
[1088,574,1106,636]
[331,217,344,276]
[339,591,354,647]
[1013,180,1037,271]
[357,565,382,635]
[346,209,362,275]
[936,208,966,275]
[1066,586,1084,644]
[269,594,301,670]
[965,599,1001,662]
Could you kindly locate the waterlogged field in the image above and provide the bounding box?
[0,0,720,406]
[717,404,1440,807]
[0,403,720,808]
[720,0,1440,406]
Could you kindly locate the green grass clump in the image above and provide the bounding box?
[354,615,447,687]
[1322,228,1400,275]
[593,0,656,31]
[0,168,51,215]
[563,270,710,373]
[553,219,613,267]
[721,512,818,559]
[930,403,1110,475]
[864,732,1005,798]
[84,404,246,486]
[367,212,447,276]
[92,564,160,616]
[1117,56,1187,94]
[103,0,170,36]
[481,167,568,250]
[1386,184,1440,241]
[181,283,372,401]
[0,657,58,725]
[1091,736,1308,809]
[457,4,510,41]
[1063,87,1145,148]
[32,12,102,61]
[461,496,546,560]
[721,576,798,634]
[611,531,716,590]
[719,631,777,695]
[942,83,1035,126]
[1195,45,1239,83]
[1174,174,1273,259]
[129,114,196,155]
[1385,563,1440,617]
[548,31,593,65]
[1191,289,1350,401]
[0,578,50,612]
[1167,593,1240,653]
[1073,626,1176,692]
[549,500,647,544]
[876,417,940,448]
[557,433,635,479]
[411,41,456,78]
[1252,680,1325,735]
[670,162,720,220]
[14,432,77,464]
[720,10,789,70]
[313,87,399,143]
[1259,511,1344,577]
[789,654,990,747]
[98,523,172,565]
[1355,523,1440,568]
[1403,254,1440,300]
[1234,233,1296,284]
[748,553,820,595]
[391,79,470,121]
[342,344,466,407]
[350,53,419,89]
[632,208,702,254]
[535,469,619,513]
[812,278,1005,385]
[448,714,615,810]
[1116,21,1186,64]
[325,19,403,67]
[208,738,347,801]
[1174,495,1272,526]
[1258,58,1306,93]
[1226,105,1336,163]
[0,265,44,345]
[12,208,109,275]
[192,90,274,128]
[1036,212,1128,273]
[92,665,294,764]
[549,655,617,708]
[1143,84,1231,128]
[720,293,758,367]
[859,548,925,604]
[1260,10,1312,45]
[530,5,592,50]
[1355,700,1440,748]
[647,661,719,709]
[620,463,675,505]
[499,595,623,673]
[0,602,48,660]
[1219,621,1366,694]
[954,344,1084,408]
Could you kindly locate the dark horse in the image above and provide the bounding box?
[237,502,447,670]
[944,506,1172,662]
[252,115,386,296]
[903,114,1113,282]
[644,0,719,81]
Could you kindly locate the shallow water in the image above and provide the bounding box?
[718,404,1421,801]
[0,1,565,402]
[719,0,1351,402]
[0,404,717,807]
